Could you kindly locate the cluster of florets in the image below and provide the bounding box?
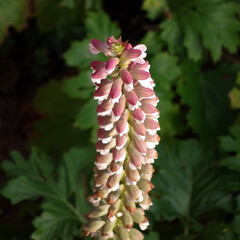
[83,36,160,240]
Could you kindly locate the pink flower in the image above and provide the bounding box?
[83,36,160,239]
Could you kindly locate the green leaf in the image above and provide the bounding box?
[1,176,55,204]
[178,61,235,149]
[142,0,167,20]
[199,222,235,240]
[144,232,160,240]
[151,139,239,221]
[62,147,95,193]
[86,11,121,41]
[75,98,98,130]
[0,0,28,41]
[31,202,79,240]
[150,53,185,137]
[232,214,240,235]
[220,125,240,172]
[161,0,240,61]
[34,0,85,40]
[64,39,106,69]
[141,31,164,57]
[62,70,93,99]
[31,80,85,157]
[60,0,75,9]
[1,149,54,182]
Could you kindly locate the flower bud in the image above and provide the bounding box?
[126,184,141,201]
[121,209,133,229]
[88,204,110,218]
[132,208,145,223]
[101,219,116,237]
[115,226,131,240]
[129,228,144,240]
[137,178,155,193]
[84,36,160,238]
[107,199,121,220]
[123,192,136,214]
[82,221,105,236]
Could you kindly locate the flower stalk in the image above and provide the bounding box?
[83,36,160,239]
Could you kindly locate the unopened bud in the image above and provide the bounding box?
[88,204,110,218]
[82,221,105,236]
[106,172,123,189]
[123,192,136,214]
[94,171,111,186]
[121,209,133,229]
[125,162,140,182]
[140,164,154,180]
[106,188,121,204]
[101,220,116,237]
[129,228,144,240]
[126,184,140,201]
[132,208,145,223]
[115,226,130,240]
[137,178,154,193]
[107,199,121,220]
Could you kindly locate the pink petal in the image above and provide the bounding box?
[130,70,150,80]
[141,103,159,115]
[144,118,160,130]
[92,68,107,80]
[131,133,147,154]
[124,89,138,106]
[95,138,116,150]
[90,61,105,71]
[134,44,147,52]
[146,149,158,159]
[122,48,141,59]
[91,39,110,54]
[120,69,133,84]
[134,83,155,99]
[109,78,123,100]
[94,81,113,99]
[130,107,145,122]
[112,148,126,162]
[131,61,149,71]
[113,95,126,117]
[89,43,100,54]
[97,115,113,127]
[129,144,143,168]
[116,134,128,149]
[141,96,159,106]
[97,128,116,139]
[131,120,146,137]
[116,110,128,134]
[96,99,113,115]
[105,57,119,72]
[146,132,160,142]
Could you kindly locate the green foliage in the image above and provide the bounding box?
[150,52,185,137]
[178,61,236,149]
[151,140,240,222]
[31,80,85,157]
[220,125,240,172]
[1,147,94,240]
[160,0,240,61]
[142,0,167,20]
[1,0,240,239]
[0,0,28,41]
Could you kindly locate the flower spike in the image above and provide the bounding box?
[83,36,160,239]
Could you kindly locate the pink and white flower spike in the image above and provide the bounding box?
[83,36,160,240]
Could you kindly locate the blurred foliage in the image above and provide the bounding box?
[0,0,240,239]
